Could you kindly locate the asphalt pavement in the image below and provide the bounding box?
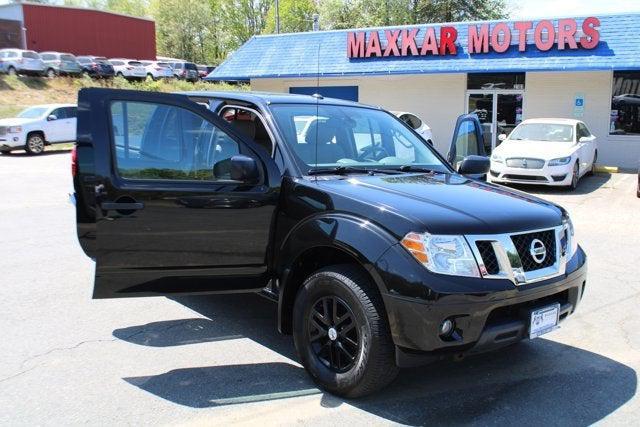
[0,150,638,426]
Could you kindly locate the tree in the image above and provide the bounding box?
[219,0,271,51]
[149,0,214,63]
[264,0,317,34]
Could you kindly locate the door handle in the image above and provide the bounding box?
[101,202,144,211]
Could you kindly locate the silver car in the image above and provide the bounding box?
[39,51,82,77]
[0,49,45,76]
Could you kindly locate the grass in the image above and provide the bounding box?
[0,74,247,119]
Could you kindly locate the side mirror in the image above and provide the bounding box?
[578,136,590,143]
[426,139,434,146]
[498,133,507,141]
[47,114,57,121]
[458,155,490,175]
[230,155,260,184]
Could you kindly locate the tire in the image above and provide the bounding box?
[7,66,16,76]
[567,161,579,191]
[116,72,124,78]
[292,264,399,398]
[25,133,45,155]
[46,68,56,78]
[587,151,597,176]
[147,73,155,81]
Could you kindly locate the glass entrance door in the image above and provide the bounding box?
[466,91,524,153]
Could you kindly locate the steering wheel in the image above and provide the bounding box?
[357,145,390,162]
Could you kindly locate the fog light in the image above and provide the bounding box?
[439,319,454,336]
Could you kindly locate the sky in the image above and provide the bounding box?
[507,0,640,19]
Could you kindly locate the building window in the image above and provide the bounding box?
[611,71,640,135]
[467,73,525,90]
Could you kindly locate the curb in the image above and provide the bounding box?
[594,166,619,173]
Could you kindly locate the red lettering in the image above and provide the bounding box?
[491,22,511,53]
[383,30,401,56]
[420,27,439,55]
[580,16,600,49]
[557,18,578,50]
[365,31,383,57]
[439,26,457,55]
[401,28,419,56]
[513,21,532,51]
[468,24,489,53]
[347,32,365,58]
[534,20,555,51]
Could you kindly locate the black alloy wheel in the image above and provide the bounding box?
[293,264,398,398]
[308,295,360,373]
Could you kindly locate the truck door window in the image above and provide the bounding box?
[110,101,240,181]
[220,106,274,156]
[454,120,479,165]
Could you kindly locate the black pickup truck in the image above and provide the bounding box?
[72,88,587,397]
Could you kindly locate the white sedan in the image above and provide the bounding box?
[488,118,598,190]
[392,111,433,144]
[0,104,77,155]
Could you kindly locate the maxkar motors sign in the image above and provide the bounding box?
[347,17,600,58]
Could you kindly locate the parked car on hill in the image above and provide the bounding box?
[139,61,174,80]
[40,51,82,77]
[488,118,598,191]
[0,104,77,155]
[0,49,45,76]
[72,89,587,397]
[196,64,215,79]
[76,56,115,78]
[171,61,198,82]
[392,111,433,145]
[109,59,147,81]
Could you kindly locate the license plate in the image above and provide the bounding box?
[529,303,560,339]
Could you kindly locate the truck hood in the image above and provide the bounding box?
[495,140,576,160]
[0,117,39,127]
[318,172,563,236]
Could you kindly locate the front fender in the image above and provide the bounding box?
[276,213,399,333]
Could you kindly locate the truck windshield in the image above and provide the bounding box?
[270,104,449,173]
[509,123,574,142]
[18,107,48,119]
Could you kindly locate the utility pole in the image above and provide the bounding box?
[275,0,280,34]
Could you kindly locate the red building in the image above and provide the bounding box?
[0,2,156,59]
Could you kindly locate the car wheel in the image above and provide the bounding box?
[25,133,45,155]
[116,72,124,78]
[146,73,155,81]
[46,68,56,78]
[7,66,17,76]
[587,151,597,176]
[293,264,399,398]
[567,161,579,191]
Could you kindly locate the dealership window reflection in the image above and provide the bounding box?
[611,71,640,135]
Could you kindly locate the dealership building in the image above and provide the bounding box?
[210,13,640,169]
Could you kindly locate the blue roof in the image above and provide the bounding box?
[208,13,640,81]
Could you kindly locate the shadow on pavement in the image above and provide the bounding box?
[0,149,72,157]
[115,294,637,425]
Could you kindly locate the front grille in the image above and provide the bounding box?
[0,126,6,137]
[506,158,545,169]
[503,174,548,182]
[511,230,556,272]
[476,241,500,275]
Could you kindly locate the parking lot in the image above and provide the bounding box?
[0,150,639,426]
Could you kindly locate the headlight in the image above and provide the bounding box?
[562,215,578,258]
[491,153,503,163]
[548,156,571,166]
[8,126,22,133]
[401,232,480,277]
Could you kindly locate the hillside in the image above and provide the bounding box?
[0,75,246,119]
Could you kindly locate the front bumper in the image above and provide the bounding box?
[0,134,26,149]
[488,161,573,186]
[379,247,587,367]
